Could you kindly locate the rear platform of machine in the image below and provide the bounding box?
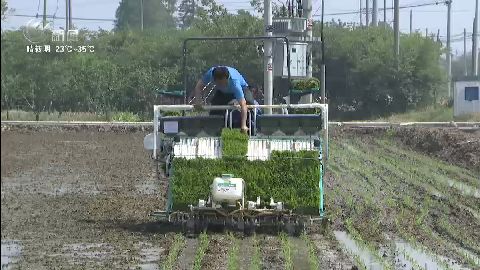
[144,104,328,236]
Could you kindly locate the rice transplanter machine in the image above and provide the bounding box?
[144,103,329,236]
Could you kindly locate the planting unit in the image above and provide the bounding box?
[144,103,328,236]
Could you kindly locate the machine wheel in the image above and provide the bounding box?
[244,218,255,236]
[236,218,245,233]
[297,220,306,236]
[199,217,208,233]
[185,218,196,237]
[285,221,297,236]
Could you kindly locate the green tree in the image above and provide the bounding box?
[250,0,283,16]
[115,0,175,31]
[1,0,7,20]
[0,6,449,121]
[311,23,445,119]
[178,0,197,29]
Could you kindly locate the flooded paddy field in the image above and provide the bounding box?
[1,125,478,269]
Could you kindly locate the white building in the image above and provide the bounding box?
[454,80,480,117]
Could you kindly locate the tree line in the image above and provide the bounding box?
[1,0,450,120]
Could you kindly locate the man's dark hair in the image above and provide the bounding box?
[212,66,229,81]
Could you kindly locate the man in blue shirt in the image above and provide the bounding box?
[193,66,255,134]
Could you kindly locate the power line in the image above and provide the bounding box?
[313,0,449,17]
[9,13,115,22]
[36,0,41,15]
[411,9,470,13]
[53,0,59,17]
[7,1,460,26]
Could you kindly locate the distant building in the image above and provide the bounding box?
[454,80,480,117]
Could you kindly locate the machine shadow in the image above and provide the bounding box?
[81,218,328,237]
[81,219,182,234]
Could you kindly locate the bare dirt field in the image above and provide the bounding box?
[1,125,479,269]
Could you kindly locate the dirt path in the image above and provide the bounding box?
[396,127,479,173]
[260,235,284,270]
[289,237,311,269]
[175,238,198,270]
[201,234,229,270]
[310,233,356,270]
[238,237,253,270]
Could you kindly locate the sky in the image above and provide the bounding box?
[2,0,478,54]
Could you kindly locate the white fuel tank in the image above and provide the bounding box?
[211,174,244,204]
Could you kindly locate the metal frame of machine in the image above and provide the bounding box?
[145,103,328,236]
[181,36,294,104]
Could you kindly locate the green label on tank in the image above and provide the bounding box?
[218,183,236,188]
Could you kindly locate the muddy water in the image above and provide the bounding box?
[59,243,115,265]
[1,175,105,196]
[135,242,164,270]
[446,179,480,199]
[309,233,356,269]
[333,231,384,270]
[1,240,22,270]
[394,240,472,270]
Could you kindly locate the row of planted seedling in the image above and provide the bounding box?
[162,232,326,270]
[326,138,464,268]
[162,232,209,270]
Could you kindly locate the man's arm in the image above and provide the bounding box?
[239,98,248,132]
[232,81,248,132]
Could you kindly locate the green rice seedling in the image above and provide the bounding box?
[227,233,240,270]
[111,112,141,122]
[279,233,293,270]
[192,232,209,270]
[172,151,320,212]
[250,234,262,270]
[221,128,249,159]
[163,233,185,270]
[301,233,320,270]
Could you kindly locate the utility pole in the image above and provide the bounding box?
[68,0,72,29]
[264,0,273,114]
[360,0,363,27]
[447,0,452,97]
[372,0,378,26]
[473,0,478,76]
[394,0,399,59]
[43,0,47,28]
[140,0,144,31]
[366,0,369,26]
[384,0,387,27]
[304,0,313,103]
[65,0,69,38]
[320,0,326,105]
[437,29,440,43]
[306,0,312,78]
[409,10,412,34]
[464,28,468,77]
[426,28,428,38]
